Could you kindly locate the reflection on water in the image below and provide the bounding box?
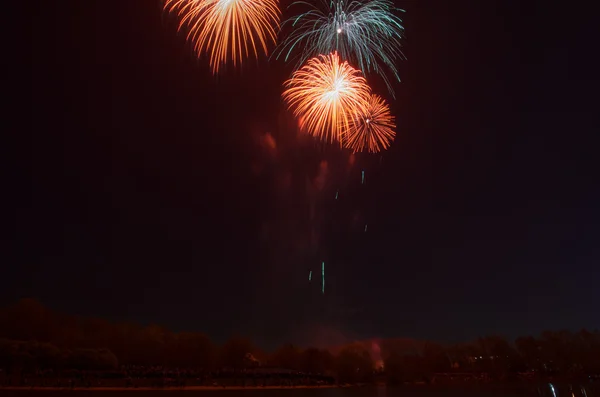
[0,384,597,397]
[539,383,594,397]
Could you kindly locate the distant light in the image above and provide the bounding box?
[337,28,342,34]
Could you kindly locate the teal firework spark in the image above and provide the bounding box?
[275,0,405,96]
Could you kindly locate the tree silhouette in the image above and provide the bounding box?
[0,298,598,384]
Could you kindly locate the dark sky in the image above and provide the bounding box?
[8,0,599,348]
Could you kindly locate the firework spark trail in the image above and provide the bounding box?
[344,94,396,153]
[321,261,325,294]
[282,52,371,144]
[275,0,405,96]
[165,0,281,73]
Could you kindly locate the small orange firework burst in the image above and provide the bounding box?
[282,52,371,144]
[343,94,395,153]
[165,0,280,73]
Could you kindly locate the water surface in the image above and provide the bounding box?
[1,384,596,397]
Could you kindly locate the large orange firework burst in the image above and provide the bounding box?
[282,52,371,144]
[164,0,280,73]
[343,94,396,153]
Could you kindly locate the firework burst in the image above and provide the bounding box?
[282,52,371,144]
[343,94,395,153]
[275,0,405,96]
[165,0,281,73]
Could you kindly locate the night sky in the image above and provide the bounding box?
[9,0,599,348]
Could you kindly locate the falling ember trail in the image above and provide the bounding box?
[321,261,325,294]
[364,224,367,232]
[361,170,365,184]
[335,190,339,200]
[309,270,312,281]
